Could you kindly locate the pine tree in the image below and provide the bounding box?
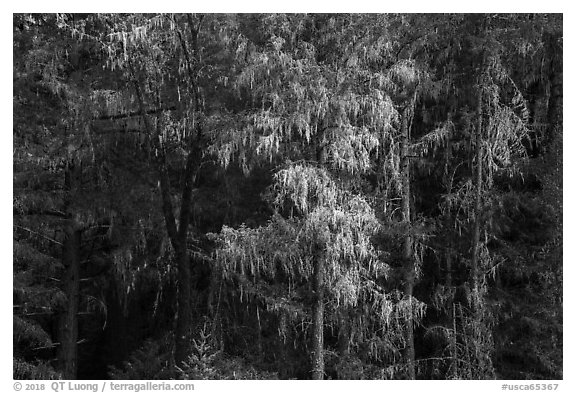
[13,13,562,380]
[209,14,429,379]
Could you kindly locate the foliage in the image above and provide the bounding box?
[13,358,61,380]
[108,335,174,380]
[176,322,278,380]
[13,13,562,380]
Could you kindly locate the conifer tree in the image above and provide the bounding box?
[210,14,429,379]
[13,13,562,380]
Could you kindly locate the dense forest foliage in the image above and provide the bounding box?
[13,13,562,380]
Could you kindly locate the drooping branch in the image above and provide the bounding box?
[14,225,63,246]
[94,105,177,121]
[15,209,68,219]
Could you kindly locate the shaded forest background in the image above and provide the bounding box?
[13,13,562,380]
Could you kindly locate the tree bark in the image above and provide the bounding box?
[174,245,192,364]
[169,143,201,365]
[277,312,289,379]
[58,227,80,379]
[545,31,563,233]
[309,140,328,380]
[311,253,325,380]
[337,310,351,357]
[470,89,483,314]
[443,127,454,289]
[171,17,204,365]
[131,63,199,365]
[400,105,416,380]
[546,32,562,150]
[58,162,81,379]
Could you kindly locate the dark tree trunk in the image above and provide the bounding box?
[443,129,454,289]
[400,105,416,380]
[311,254,325,380]
[173,139,202,364]
[337,310,351,357]
[58,161,81,379]
[131,64,200,365]
[174,247,192,365]
[545,31,563,234]
[470,90,483,313]
[309,139,328,380]
[277,312,289,379]
[171,18,205,365]
[443,136,458,374]
[445,247,453,288]
[546,32,562,150]
[58,227,80,379]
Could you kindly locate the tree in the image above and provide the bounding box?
[80,13,250,365]
[13,14,105,378]
[13,13,562,380]
[209,14,429,379]
[14,13,173,378]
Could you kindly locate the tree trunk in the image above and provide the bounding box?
[400,105,416,380]
[337,310,351,357]
[58,227,80,379]
[443,130,454,289]
[311,253,325,380]
[277,312,289,379]
[58,162,81,379]
[546,32,562,151]
[173,139,202,364]
[131,69,199,365]
[545,31,563,235]
[167,19,204,362]
[470,90,483,314]
[174,246,192,365]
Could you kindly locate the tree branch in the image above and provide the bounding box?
[14,225,63,246]
[94,105,177,121]
[16,209,68,218]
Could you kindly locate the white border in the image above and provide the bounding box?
[3,5,572,392]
